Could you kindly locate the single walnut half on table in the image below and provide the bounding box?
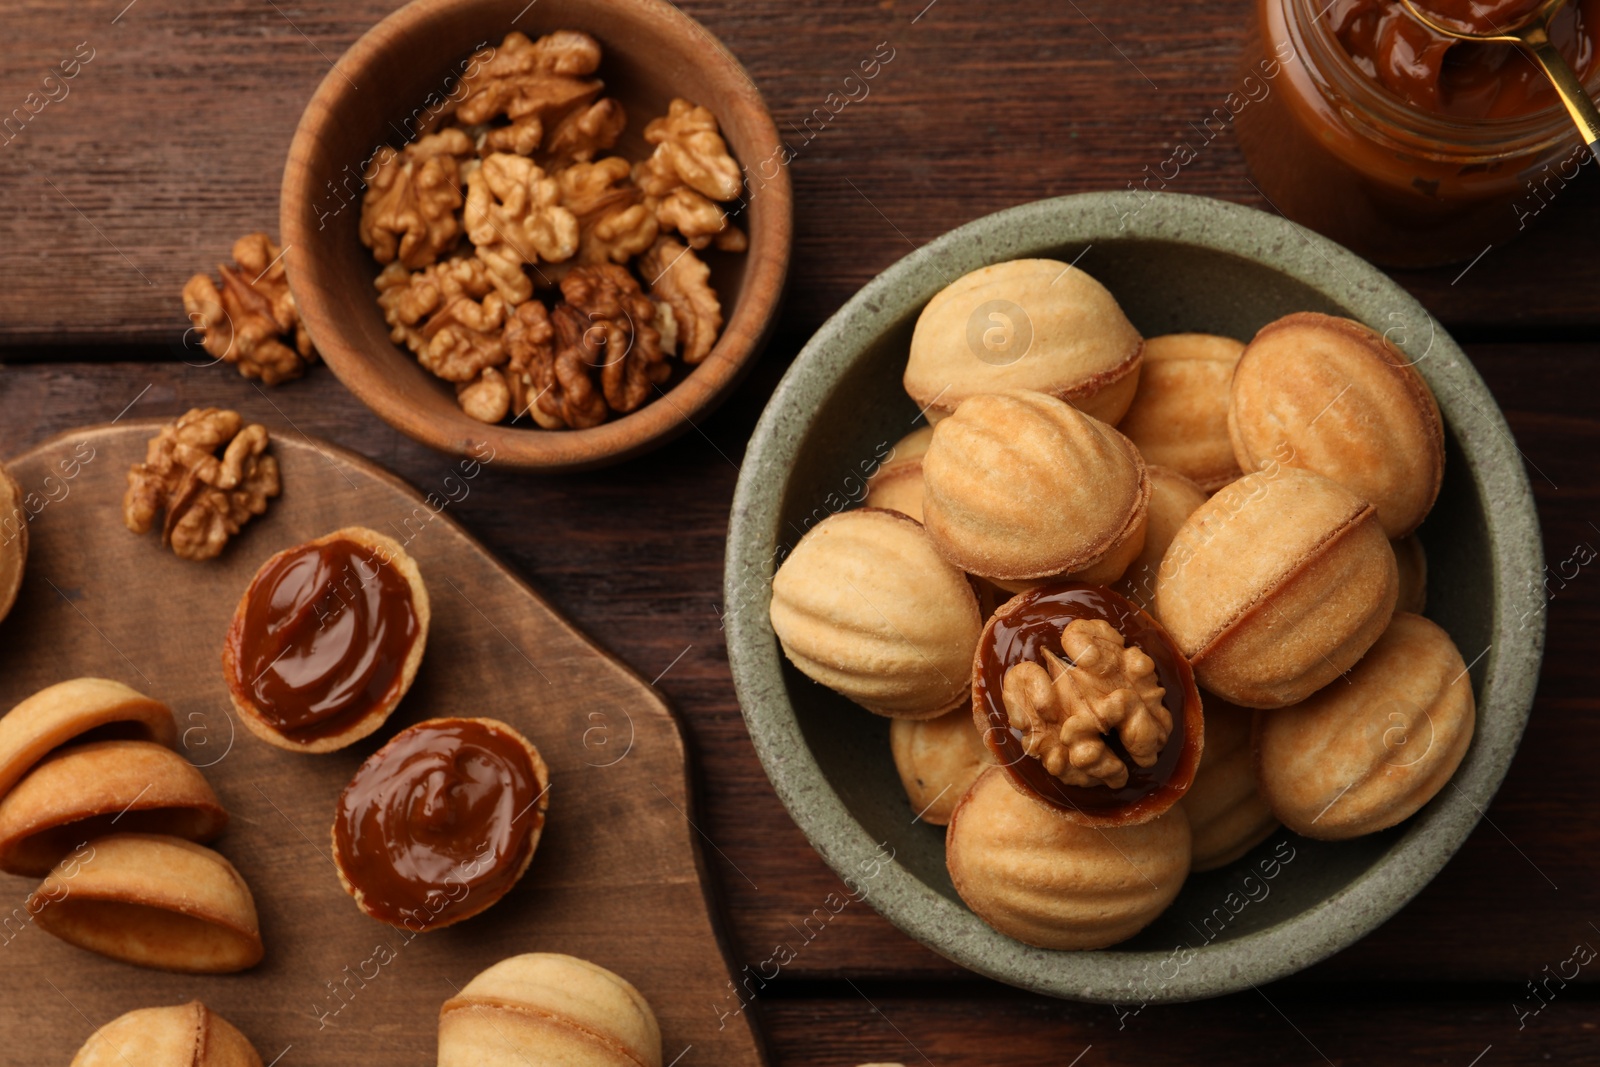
[124,408,280,562]
[182,234,317,385]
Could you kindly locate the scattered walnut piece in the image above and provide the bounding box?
[503,300,557,424]
[538,303,612,429]
[457,367,512,423]
[558,264,668,414]
[542,98,627,168]
[359,128,475,270]
[181,234,318,386]
[635,98,746,251]
[123,408,281,562]
[1000,619,1171,790]
[457,31,604,147]
[639,237,721,364]
[464,153,580,303]
[558,157,659,266]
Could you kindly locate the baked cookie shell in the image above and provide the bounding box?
[70,1001,263,1067]
[1255,612,1475,840]
[31,832,263,973]
[0,678,176,799]
[922,392,1150,581]
[1229,312,1444,539]
[890,708,992,826]
[0,739,227,876]
[1119,334,1244,491]
[770,508,982,719]
[1181,697,1276,871]
[223,525,430,753]
[1154,468,1398,708]
[864,426,934,522]
[946,769,1190,950]
[1115,466,1207,613]
[0,462,25,627]
[1394,534,1428,615]
[439,952,663,1067]
[905,259,1145,425]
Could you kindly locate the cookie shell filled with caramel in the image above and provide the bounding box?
[1229,312,1444,539]
[769,508,982,719]
[973,583,1203,828]
[224,526,429,753]
[922,392,1150,583]
[1118,333,1245,491]
[333,716,549,931]
[1154,467,1398,709]
[70,1001,263,1067]
[1256,613,1475,840]
[904,259,1144,425]
[946,768,1190,950]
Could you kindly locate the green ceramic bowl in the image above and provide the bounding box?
[725,192,1545,1002]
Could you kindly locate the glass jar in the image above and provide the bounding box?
[1236,0,1597,267]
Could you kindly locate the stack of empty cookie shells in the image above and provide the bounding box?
[769,258,1473,951]
[0,678,263,973]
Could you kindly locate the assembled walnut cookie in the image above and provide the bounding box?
[360,29,748,429]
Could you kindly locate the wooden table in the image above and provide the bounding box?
[3,1,1598,1062]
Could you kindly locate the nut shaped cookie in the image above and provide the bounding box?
[1181,698,1276,871]
[0,678,176,799]
[439,953,663,1067]
[0,740,227,876]
[905,260,1144,425]
[922,392,1150,582]
[1256,613,1475,840]
[864,426,934,521]
[31,833,263,973]
[946,769,1190,950]
[71,1002,262,1067]
[770,509,982,718]
[1119,334,1245,491]
[1394,534,1428,615]
[1116,466,1208,613]
[1154,467,1398,708]
[1229,312,1444,538]
[0,461,25,626]
[891,707,992,826]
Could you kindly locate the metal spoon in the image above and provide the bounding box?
[1399,0,1600,159]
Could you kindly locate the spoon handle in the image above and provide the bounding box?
[1526,36,1600,162]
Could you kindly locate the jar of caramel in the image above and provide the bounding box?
[1237,0,1599,266]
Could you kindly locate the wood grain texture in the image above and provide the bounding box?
[0,0,1596,352]
[0,348,1595,997]
[0,421,765,1065]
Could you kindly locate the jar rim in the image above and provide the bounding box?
[1284,0,1594,155]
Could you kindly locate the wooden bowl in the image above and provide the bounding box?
[281,0,791,471]
[725,192,1545,1002]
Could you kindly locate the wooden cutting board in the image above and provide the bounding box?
[0,421,766,1066]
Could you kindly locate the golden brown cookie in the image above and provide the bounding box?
[1115,466,1208,613]
[70,1001,262,1067]
[31,832,263,973]
[0,739,227,876]
[1154,467,1398,708]
[1181,697,1276,871]
[946,769,1190,949]
[439,953,663,1067]
[0,461,25,626]
[333,717,548,931]
[1118,333,1244,491]
[1255,612,1475,840]
[0,679,176,800]
[904,259,1144,425]
[921,392,1150,582]
[770,508,982,718]
[890,707,993,826]
[1394,534,1428,614]
[863,426,934,521]
[1229,312,1444,538]
[223,526,429,753]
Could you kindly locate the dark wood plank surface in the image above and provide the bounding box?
[3,0,1599,1062]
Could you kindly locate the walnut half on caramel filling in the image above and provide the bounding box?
[1000,619,1170,789]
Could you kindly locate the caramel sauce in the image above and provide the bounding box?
[1329,0,1598,118]
[973,583,1202,820]
[333,718,543,929]
[228,538,418,742]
